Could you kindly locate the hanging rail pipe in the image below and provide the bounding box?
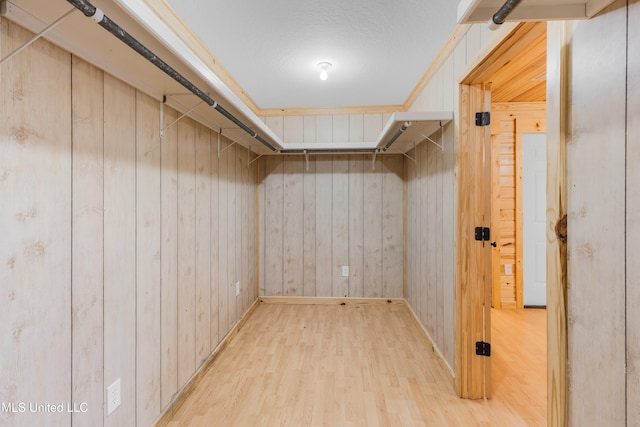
[488,0,524,30]
[382,121,412,152]
[66,0,278,153]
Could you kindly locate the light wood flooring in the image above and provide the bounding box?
[160,302,546,426]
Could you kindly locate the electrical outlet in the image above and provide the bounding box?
[341,265,349,277]
[235,281,240,296]
[106,378,121,416]
[504,264,513,276]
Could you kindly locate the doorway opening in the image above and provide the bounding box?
[454,21,562,426]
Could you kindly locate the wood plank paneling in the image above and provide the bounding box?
[364,157,384,298]
[382,155,404,298]
[260,154,402,299]
[195,123,211,366]
[628,0,640,422]
[566,2,627,424]
[332,155,349,297]
[0,22,72,427]
[71,57,104,427]
[315,156,333,296]
[264,156,284,296]
[177,117,197,386]
[210,135,220,349]
[303,158,317,296]
[349,156,364,298]
[218,137,230,336]
[160,104,179,409]
[546,21,569,427]
[104,73,137,425]
[283,158,304,295]
[1,22,260,426]
[135,91,162,426]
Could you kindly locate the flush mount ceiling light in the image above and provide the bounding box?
[317,62,332,81]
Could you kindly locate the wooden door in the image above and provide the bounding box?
[456,83,492,399]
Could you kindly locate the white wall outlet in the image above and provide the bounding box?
[235,281,240,296]
[106,378,121,416]
[505,263,513,276]
[341,265,349,277]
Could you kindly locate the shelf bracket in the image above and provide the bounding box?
[304,150,309,172]
[402,143,417,164]
[219,131,237,157]
[161,99,204,137]
[248,149,263,167]
[0,6,76,66]
[419,122,445,152]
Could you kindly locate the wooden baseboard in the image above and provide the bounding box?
[153,298,260,427]
[404,300,455,383]
[258,296,405,306]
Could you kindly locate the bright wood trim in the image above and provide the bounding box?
[143,0,261,114]
[258,296,405,305]
[490,132,501,309]
[153,298,261,427]
[404,24,472,110]
[546,21,568,427]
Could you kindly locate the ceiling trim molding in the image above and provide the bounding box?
[258,104,404,117]
[142,0,261,115]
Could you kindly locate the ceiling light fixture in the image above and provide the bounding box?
[317,62,332,81]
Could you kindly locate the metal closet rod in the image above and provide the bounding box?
[491,0,524,27]
[66,0,278,153]
[382,121,411,152]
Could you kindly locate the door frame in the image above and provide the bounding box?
[454,21,568,425]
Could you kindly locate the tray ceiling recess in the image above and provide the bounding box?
[1,0,452,158]
[457,0,616,25]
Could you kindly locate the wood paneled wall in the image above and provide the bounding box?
[564,1,628,424]
[628,0,640,423]
[262,113,393,144]
[0,20,257,426]
[490,102,546,308]
[258,155,404,298]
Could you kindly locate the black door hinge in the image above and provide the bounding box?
[475,111,490,126]
[474,227,490,242]
[476,341,491,357]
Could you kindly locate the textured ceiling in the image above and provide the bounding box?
[164,0,458,109]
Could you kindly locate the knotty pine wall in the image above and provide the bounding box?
[258,154,404,298]
[558,0,638,424]
[490,102,546,309]
[0,20,257,427]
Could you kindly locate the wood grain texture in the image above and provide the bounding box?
[161,302,543,427]
[195,123,211,366]
[160,103,179,410]
[382,155,404,298]
[71,57,104,427]
[348,156,365,297]
[218,137,230,337]
[209,140,222,351]
[364,157,384,298]
[315,156,333,296]
[264,156,284,296]
[0,21,72,427]
[177,117,197,387]
[546,22,569,427]
[104,73,137,426]
[136,90,162,426]
[227,144,238,326]
[283,157,304,295]
[628,0,640,423]
[332,155,349,297]
[566,3,627,425]
[303,157,317,296]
